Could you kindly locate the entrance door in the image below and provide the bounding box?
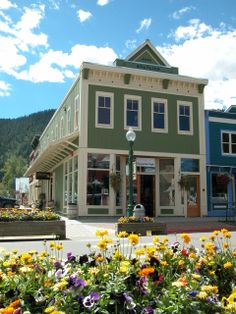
[187,175,200,217]
[139,175,155,217]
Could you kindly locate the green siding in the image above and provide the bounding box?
[88,85,200,154]
[55,164,64,211]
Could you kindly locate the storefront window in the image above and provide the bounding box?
[159,159,175,206]
[181,159,199,172]
[211,173,228,204]
[116,156,121,206]
[64,156,78,206]
[87,154,110,206]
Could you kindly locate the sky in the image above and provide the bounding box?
[0,0,236,119]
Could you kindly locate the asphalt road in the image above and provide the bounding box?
[0,217,236,259]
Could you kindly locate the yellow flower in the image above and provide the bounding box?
[117,231,128,238]
[119,261,130,273]
[44,306,55,313]
[224,231,232,239]
[204,242,215,253]
[200,236,206,242]
[88,267,100,276]
[160,260,168,266]
[146,246,156,257]
[128,234,140,246]
[153,236,160,245]
[97,240,108,250]
[224,262,233,269]
[201,285,218,294]
[197,291,208,299]
[56,243,63,251]
[135,248,145,256]
[213,230,219,235]
[20,253,32,264]
[180,233,191,245]
[192,273,201,281]
[96,229,108,237]
[223,242,229,249]
[53,280,68,292]
[209,234,215,241]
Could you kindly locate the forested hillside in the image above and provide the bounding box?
[0,109,55,195]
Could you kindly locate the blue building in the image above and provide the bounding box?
[205,106,236,216]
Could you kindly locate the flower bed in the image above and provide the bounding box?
[0,208,60,221]
[0,229,235,313]
[117,216,167,235]
[0,209,65,239]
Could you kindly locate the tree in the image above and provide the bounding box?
[1,154,27,197]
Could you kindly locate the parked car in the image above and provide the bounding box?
[0,196,18,208]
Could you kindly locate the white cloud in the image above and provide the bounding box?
[97,0,110,6]
[0,80,11,96]
[172,6,195,20]
[125,39,137,50]
[136,18,152,33]
[0,0,16,10]
[0,4,48,76]
[77,9,92,23]
[157,20,236,109]
[14,44,117,83]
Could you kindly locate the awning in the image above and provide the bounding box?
[25,134,79,176]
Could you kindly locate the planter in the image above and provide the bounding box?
[0,220,66,239]
[116,222,167,236]
[67,204,78,219]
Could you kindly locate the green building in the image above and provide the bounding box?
[25,40,208,217]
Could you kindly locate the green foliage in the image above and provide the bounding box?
[0,109,55,196]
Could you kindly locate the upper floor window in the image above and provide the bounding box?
[67,108,72,134]
[222,131,236,155]
[96,92,114,128]
[74,95,80,130]
[60,117,64,138]
[177,101,193,135]
[124,95,141,130]
[152,98,168,133]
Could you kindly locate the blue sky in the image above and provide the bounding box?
[0,0,236,118]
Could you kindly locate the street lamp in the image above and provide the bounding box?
[126,127,136,216]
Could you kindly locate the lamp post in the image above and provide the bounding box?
[126,127,136,216]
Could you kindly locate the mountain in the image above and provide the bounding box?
[0,109,56,177]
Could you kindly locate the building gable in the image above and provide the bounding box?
[114,39,179,75]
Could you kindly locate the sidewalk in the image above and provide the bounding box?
[64,216,236,240]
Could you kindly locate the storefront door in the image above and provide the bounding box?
[139,175,155,217]
[187,175,200,217]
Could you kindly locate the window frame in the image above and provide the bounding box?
[74,94,80,131]
[124,94,142,131]
[95,91,114,129]
[177,101,193,135]
[151,97,168,133]
[221,131,236,155]
[66,107,72,135]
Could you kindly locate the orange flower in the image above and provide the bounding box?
[0,307,15,314]
[9,299,21,308]
[138,267,155,277]
[180,233,191,245]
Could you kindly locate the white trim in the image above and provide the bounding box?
[209,116,236,125]
[66,107,71,135]
[221,130,236,156]
[95,91,114,129]
[74,94,80,131]
[151,97,168,133]
[124,94,142,131]
[177,101,193,135]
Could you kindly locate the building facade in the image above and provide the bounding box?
[205,107,236,216]
[26,40,208,217]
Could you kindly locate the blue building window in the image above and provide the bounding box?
[222,132,236,155]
